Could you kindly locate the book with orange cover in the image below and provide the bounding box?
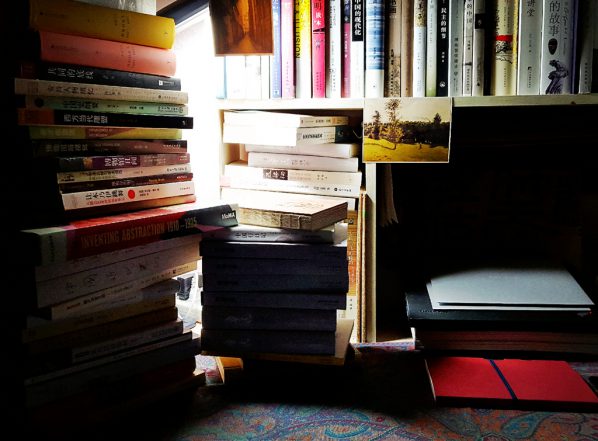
[426,356,598,411]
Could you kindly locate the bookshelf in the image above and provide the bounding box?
[216,94,598,342]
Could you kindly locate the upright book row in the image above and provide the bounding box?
[216,0,598,99]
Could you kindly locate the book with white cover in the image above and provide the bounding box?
[222,123,355,146]
[223,161,362,197]
[428,262,594,311]
[540,0,575,94]
[223,110,349,127]
[244,142,359,158]
[247,152,359,173]
[517,0,542,95]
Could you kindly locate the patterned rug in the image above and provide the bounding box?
[154,346,598,441]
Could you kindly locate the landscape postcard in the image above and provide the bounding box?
[362,97,452,163]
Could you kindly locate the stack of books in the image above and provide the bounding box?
[406,261,598,357]
[14,0,194,226]
[200,192,354,364]
[220,109,366,341]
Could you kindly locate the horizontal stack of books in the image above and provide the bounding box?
[406,261,598,357]
[200,192,354,365]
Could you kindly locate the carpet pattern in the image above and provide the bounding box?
[166,350,598,441]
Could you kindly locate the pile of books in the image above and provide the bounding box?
[219,109,366,341]
[406,261,598,357]
[8,0,237,430]
[200,193,354,364]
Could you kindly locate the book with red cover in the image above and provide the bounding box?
[426,356,598,411]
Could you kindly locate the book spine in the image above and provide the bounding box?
[385,0,402,97]
[490,0,518,96]
[401,0,414,96]
[202,256,347,275]
[221,175,360,198]
[312,0,327,97]
[43,264,194,320]
[244,142,358,158]
[426,0,438,97]
[18,61,182,90]
[327,0,343,98]
[472,0,486,95]
[203,272,349,292]
[56,153,190,172]
[281,0,296,97]
[14,78,188,104]
[516,0,542,94]
[222,124,355,146]
[436,0,450,96]
[448,0,464,96]
[201,225,339,243]
[34,235,200,282]
[576,0,594,93]
[18,108,193,129]
[540,0,576,94]
[22,295,177,343]
[364,0,385,97]
[200,328,336,355]
[201,239,347,260]
[271,0,283,99]
[60,172,192,194]
[295,0,312,98]
[201,290,347,310]
[350,0,365,97]
[462,0,475,95]
[31,139,188,157]
[201,306,337,331]
[223,112,349,127]
[29,0,175,49]
[28,126,183,140]
[24,95,188,116]
[247,151,359,172]
[39,30,177,77]
[35,242,200,307]
[342,0,352,97]
[56,163,192,183]
[413,0,427,96]
[23,202,237,265]
[71,319,185,363]
[60,181,195,211]
[224,56,247,99]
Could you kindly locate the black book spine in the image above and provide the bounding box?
[436,0,450,96]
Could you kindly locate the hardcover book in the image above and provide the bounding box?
[202,272,349,292]
[19,201,239,265]
[201,290,347,310]
[202,255,347,275]
[200,239,348,261]
[219,188,349,231]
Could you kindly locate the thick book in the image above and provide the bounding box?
[19,201,239,265]
[31,139,187,157]
[219,188,349,231]
[516,0,542,94]
[18,61,182,90]
[57,163,192,184]
[24,333,201,407]
[247,152,359,173]
[27,125,184,140]
[200,327,336,355]
[18,108,193,129]
[23,95,188,116]
[385,0,402,97]
[223,123,356,146]
[295,0,312,98]
[311,0,327,98]
[60,180,195,211]
[201,290,347,310]
[32,239,199,307]
[29,0,175,49]
[200,239,348,261]
[223,110,349,128]
[202,272,349,293]
[35,30,176,77]
[202,255,347,275]
[14,78,188,104]
[244,143,360,158]
[201,306,338,331]
[426,356,598,411]
[200,222,347,244]
[54,153,190,172]
[490,0,518,96]
[364,0,385,98]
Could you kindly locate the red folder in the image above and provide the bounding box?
[426,356,598,411]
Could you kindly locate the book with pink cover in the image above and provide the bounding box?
[427,356,598,411]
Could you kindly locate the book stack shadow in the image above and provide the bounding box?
[7,0,235,433]
[200,219,354,366]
